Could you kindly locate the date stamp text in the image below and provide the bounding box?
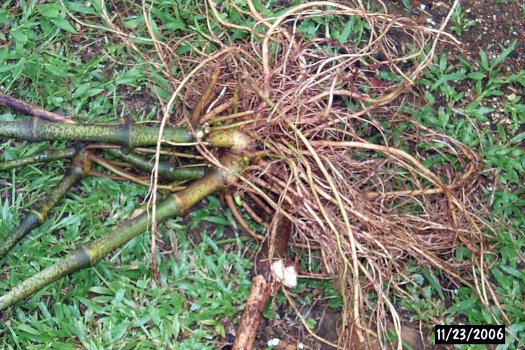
[434,325,505,344]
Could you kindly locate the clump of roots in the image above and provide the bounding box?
[81,0,503,347]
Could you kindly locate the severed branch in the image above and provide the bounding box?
[0,92,76,124]
[0,153,245,310]
[233,215,292,350]
[0,148,78,171]
[0,118,194,148]
[105,148,208,181]
[232,275,273,350]
[0,148,92,259]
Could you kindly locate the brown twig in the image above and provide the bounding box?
[0,93,76,124]
[225,193,264,241]
[233,215,291,350]
[191,67,221,123]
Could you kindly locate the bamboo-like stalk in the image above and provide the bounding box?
[0,153,245,310]
[0,118,194,148]
[0,149,92,259]
[0,119,254,151]
[0,148,78,171]
[208,129,253,153]
[105,149,208,181]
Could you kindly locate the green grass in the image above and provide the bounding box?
[1,1,524,349]
[394,39,524,350]
[449,2,477,36]
[0,2,255,349]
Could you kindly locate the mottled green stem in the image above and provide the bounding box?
[0,149,92,259]
[209,129,253,153]
[0,118,194,148]
[0,154,246,310]
[0,148,77,171]
[105,149,208,181]
[0,119,254,151]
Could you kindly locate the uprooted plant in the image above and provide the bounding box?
[0,0,511,348]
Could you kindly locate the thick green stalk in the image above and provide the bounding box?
[0,119,254,151]
[0,149,92,258]
[208,129,252,153]
[0,118,194,148]
[0,154,245,310]
[105,149,208,181]
[0,148,77,171]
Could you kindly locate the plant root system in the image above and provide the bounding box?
[0,1,508,348]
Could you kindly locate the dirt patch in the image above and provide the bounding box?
[387,0,525,71]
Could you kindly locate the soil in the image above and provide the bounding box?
[399,0,525,71]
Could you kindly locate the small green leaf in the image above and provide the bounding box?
[467,71,485,80]
[53,16,77,33]
[497,124,507,142]
[401,0,413,10]
[439,55,447,72]
[39,5,60,18]
[203,216,229,225]
[215,323,225,338]
[89,286,113,295]
[12,57,26,79]
[499,265,524,280]
[491,40,517,69]
[305,318,317,329]
[424,91,435,104]
[17,324,40,336]
[165,20,186,31]
[491,267,510,290]
[0,9,13,25]
[338,21,353,44]
[10,29,28,43]
[509,131,525,145]
[123,17,145,29]
[421,267,445,300]
[479,49,489,71]
[66,2,97,15]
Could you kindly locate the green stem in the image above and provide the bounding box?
[0,154,245,310]
[0,118,194,148]
[0,119,254,151]
[0,148,77,171]
[105,149,208,181]
[208,129,252,153]
[0,149,92,259]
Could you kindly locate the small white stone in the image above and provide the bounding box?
[507,93,516,101]
[267,338,280,347]
[271,260,298,288]
[283,265,298,288]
